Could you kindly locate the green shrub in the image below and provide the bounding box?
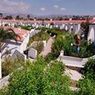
[83,58,95,79]
[28,30,50,46]
[52,33,74,58]
[77,78,95,95]
[45,53,58,63]
[2,56,25,77]
[31,41,44,54]
[1,57,73,95]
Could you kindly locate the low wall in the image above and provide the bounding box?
[58,54,95,68]
[0,75,10,89]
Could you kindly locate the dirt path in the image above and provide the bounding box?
[41,37,54,57]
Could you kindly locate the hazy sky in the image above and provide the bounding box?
[0,0,95,15]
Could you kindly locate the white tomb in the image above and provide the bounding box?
[88,24,95,43]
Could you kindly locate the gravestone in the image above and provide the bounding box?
[28,48,37,59]
[88,25,95,43]
[12,50,26,61]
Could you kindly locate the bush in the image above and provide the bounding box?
[28,30,50,46]
[83,58,95,79]
[45,53,57,63]
[2,56,25,77]
[52,33,74,58]
[77,78,95,95]
[1,57,73,95]
[76,58,95,95]
[31,41,44,54]
[52,31,95,58]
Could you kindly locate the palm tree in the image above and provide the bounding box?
[0,28,20,78]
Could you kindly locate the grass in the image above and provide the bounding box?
[31,41,44,54]
[2,56,25,77]
[28,29,50,46]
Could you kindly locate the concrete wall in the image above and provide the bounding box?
[30,29,40,37]
[19,33,30,53]
[88,24,95,43]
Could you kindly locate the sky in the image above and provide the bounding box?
[0,0,95,16]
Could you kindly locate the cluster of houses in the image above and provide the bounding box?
[0,19,95,79]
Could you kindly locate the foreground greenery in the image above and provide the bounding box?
[1,57,95,95]
[76,58,95,95]
[0,57,74,95]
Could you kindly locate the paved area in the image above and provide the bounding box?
[41,37,54,57]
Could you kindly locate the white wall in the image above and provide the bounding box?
[19,33,30,53]
[88,25,95,43]
[18,29,40,53]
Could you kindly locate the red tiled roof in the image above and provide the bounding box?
[1,27,28,41]
[13,28,28,41]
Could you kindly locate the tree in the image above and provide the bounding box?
[27,15,30,20]
[81,21,89,40]
[0,28,20,42]
[0,13,3,18]
[16,15,20,20]
[52,33,74,57]
[4,15,13,20]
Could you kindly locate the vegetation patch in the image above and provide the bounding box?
[28,29,50,46]
[31,41,44,54]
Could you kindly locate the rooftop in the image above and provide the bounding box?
[1,27,29,41]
